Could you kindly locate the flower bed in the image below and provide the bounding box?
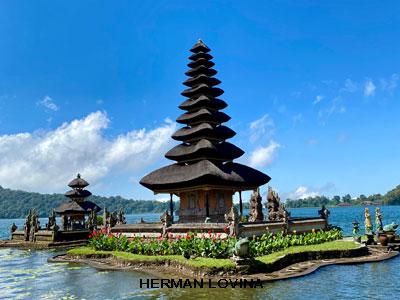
[88,228,342,259]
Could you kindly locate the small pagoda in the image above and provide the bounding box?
[140,40,271,223]
[55,174,101,230]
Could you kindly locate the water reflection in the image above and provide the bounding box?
[0,209,399,299]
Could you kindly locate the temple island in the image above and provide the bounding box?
[2,40,399,280]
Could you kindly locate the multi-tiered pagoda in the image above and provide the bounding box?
[140,40,271,223]
[55,174,101,230]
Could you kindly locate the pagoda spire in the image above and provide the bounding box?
[140,40,270,194]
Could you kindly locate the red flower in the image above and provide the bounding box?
[217,233,221,238]
[223,226,228,233]
[208,229,212,235]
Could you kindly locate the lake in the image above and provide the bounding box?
[0,206,399,299]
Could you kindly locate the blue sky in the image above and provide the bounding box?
[0,1,399,201]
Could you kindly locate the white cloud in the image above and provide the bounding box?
[380,73,399,92]
[249,114,274,143]
[283,183,335,200]
[342,79,358,93]
[249,140,280,168]
[0,111,176,192]
[37,96,59,111]
[313,95,324,105]
[364,79,376,97]
[286,186,320,200]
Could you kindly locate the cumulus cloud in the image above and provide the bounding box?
[249,140,280,168]
[283,183,336,200]
[285,186,320,200]
[37,96,59,111]
[249,114,274,143]
[313,95,324,105]
[364,79,376,97]
[0,111,176,192]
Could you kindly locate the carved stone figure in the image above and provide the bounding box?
[116,208,126,225]
[29,209,38,242]
[103,207,109,228]
[87,210,97,231]
[160,210,172,226]
[364,207,373,234]
[46,210,56,230]
[24,209,32,241]
[318,205,330,219]
[266,187,290,222]
[375,207,383,232]
[10,223,17,234]
[383,222,398,232]
[224,206,239,236]
[248,188,264,222]
[107,211,117,228]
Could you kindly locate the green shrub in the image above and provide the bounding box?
[88,229,342,259]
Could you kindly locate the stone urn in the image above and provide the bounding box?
[385,231,396,243]
[234,238,250,258]
[378,234,389,246]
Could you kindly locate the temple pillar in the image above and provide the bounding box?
[169,193,174,222]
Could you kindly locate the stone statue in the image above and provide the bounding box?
[46,210,56,230]
[29,209,38,242]
[10,223,17,235]
[383,222,398,232]
[24,209,32,241]
[107,211,117,228]
[375,207,383,232]
[224,206,239,236]
[318,205,330,219]
[248,188,264,222]
[116,208,126,225]
[160,210,172,237]
[61,214,68,231]
[266,187,290,222]
[160,210,172,226]
[87,210,97,231]
[364,208,373,234]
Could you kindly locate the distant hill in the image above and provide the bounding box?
[285,185,400,208]
[0,186,176,218]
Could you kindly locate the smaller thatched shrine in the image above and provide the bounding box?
[55,174,101,231]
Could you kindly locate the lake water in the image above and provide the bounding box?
[0,207,399,299]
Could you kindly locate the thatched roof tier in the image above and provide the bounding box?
[176,108,230,125]
[140,160,270,193]
[65,189,92,199]
[165,139,244,163]
[183,75,221,87]
[179,96,227,111]
[188,58,215,69]
[190,40,210,53]
[68,174,89,188]
[185,65,217,77]
[189,52,213,61]
[181,84,224,98]
[172,123,235,142]
[54,200,101,214]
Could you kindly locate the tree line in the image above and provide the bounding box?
[285,185,400,208]
[0,186,177,219]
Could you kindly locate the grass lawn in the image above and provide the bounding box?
[67,247,236,270]
[67,240,359,270]
[255,241,359,264]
